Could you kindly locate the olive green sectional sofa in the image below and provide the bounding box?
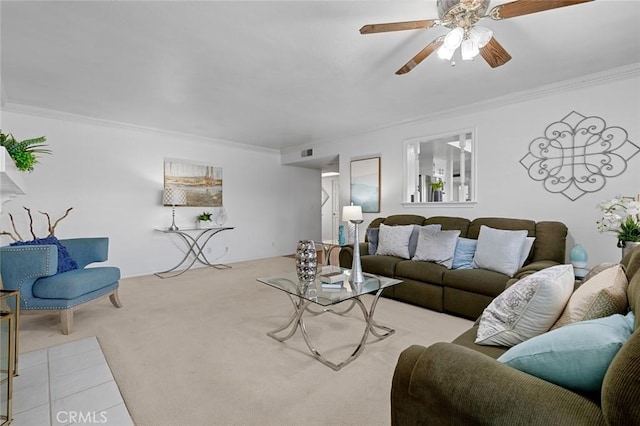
[390,246,640,425]
[339,215,568,319]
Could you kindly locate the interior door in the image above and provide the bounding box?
[331,179,340,243]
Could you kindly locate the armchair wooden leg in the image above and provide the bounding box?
[109,289,123,308]
[60,309,73,335]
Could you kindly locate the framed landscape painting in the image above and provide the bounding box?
[164,160,223,207]
[350,157,380,213]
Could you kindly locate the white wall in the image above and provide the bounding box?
[283,68,640,267]
[0,109,321,277]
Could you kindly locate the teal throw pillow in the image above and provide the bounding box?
[498,312,635,393]
[452,237,477,269]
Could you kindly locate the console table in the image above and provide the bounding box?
[154,226,234,278]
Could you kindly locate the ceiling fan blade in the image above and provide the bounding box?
[490,0,594,20]
[395,38,444,75]
[360,19,438,35]
[479,37,512,68]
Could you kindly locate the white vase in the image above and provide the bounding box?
[214,206,228,226]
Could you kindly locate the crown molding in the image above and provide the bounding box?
[287,62,640,152]
[0,102,280,155]
[2,63,638,156]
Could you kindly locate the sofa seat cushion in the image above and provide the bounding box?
[33,267,121,300]
[443,268,510,298]
[395,260,447,285]
[361,255,402,278]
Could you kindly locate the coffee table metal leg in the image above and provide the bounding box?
[266,289,394,371]
[267,295,308,342]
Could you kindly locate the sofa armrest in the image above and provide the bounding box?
[0,245,58,298]
[392,342,605,426]
[60,237,109,269]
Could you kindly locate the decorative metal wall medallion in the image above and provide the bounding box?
[520,111,639,201]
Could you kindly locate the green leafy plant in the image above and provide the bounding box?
[430,180,444,191]
[197,211,213,221]
[617,216,640,246]
[0,130,51,172]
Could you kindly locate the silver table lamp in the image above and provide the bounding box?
[342,205,364,285]
[163,187,187,231]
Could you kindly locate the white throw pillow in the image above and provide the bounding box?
[472,226,528,276]
[475,264,574,347]
[412,229,461,269]
[375,223,414,259]
[518,237,535,268]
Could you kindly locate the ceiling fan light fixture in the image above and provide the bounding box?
[443,27,464,50]
[437,45,455,60]
[469,26,493,48]
[461,39,479,61]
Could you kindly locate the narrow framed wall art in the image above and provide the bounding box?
[350,157,380,213]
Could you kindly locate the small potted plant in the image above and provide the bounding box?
[196,212,213,229]
[596,195,640,258]
[0,130,50,172]
[430,180,444,202]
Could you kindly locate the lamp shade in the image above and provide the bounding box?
[162,187,187,206]
[342,205,363,222]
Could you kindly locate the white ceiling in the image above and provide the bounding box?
[1,1,639,152]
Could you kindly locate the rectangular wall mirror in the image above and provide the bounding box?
[403,128,476,204]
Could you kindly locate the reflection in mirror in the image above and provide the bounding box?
[404,129,475,203]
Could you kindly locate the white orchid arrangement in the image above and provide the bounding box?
[596,195,640,247]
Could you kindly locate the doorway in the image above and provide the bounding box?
[321,156,340,243]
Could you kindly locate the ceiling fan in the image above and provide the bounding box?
[360,0,594,74]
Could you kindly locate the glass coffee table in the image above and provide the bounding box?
[257,266,402,371]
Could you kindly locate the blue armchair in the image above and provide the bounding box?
[0,237,122,334]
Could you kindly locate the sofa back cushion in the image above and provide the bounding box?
[381,215,426,226]
[424,216,471,236]
[532,221,568,264]
[468,217,536,239]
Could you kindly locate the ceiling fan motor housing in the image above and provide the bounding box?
[437,0,491,28]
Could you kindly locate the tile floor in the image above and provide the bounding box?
[9,336,133,425]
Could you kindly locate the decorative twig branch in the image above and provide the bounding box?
[0,207,74,242]
[40,207,73,236]
[23,206,37,240]
[0,231,18,242]
[9,213,23,241]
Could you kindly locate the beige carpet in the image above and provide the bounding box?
[18,257,472,426]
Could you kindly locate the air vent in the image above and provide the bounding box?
[301,149,313,158]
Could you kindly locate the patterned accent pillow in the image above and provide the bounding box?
[475,264,574,347]
[552,264,628,329]
[412,229,461,269]
[375,223,414,259]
